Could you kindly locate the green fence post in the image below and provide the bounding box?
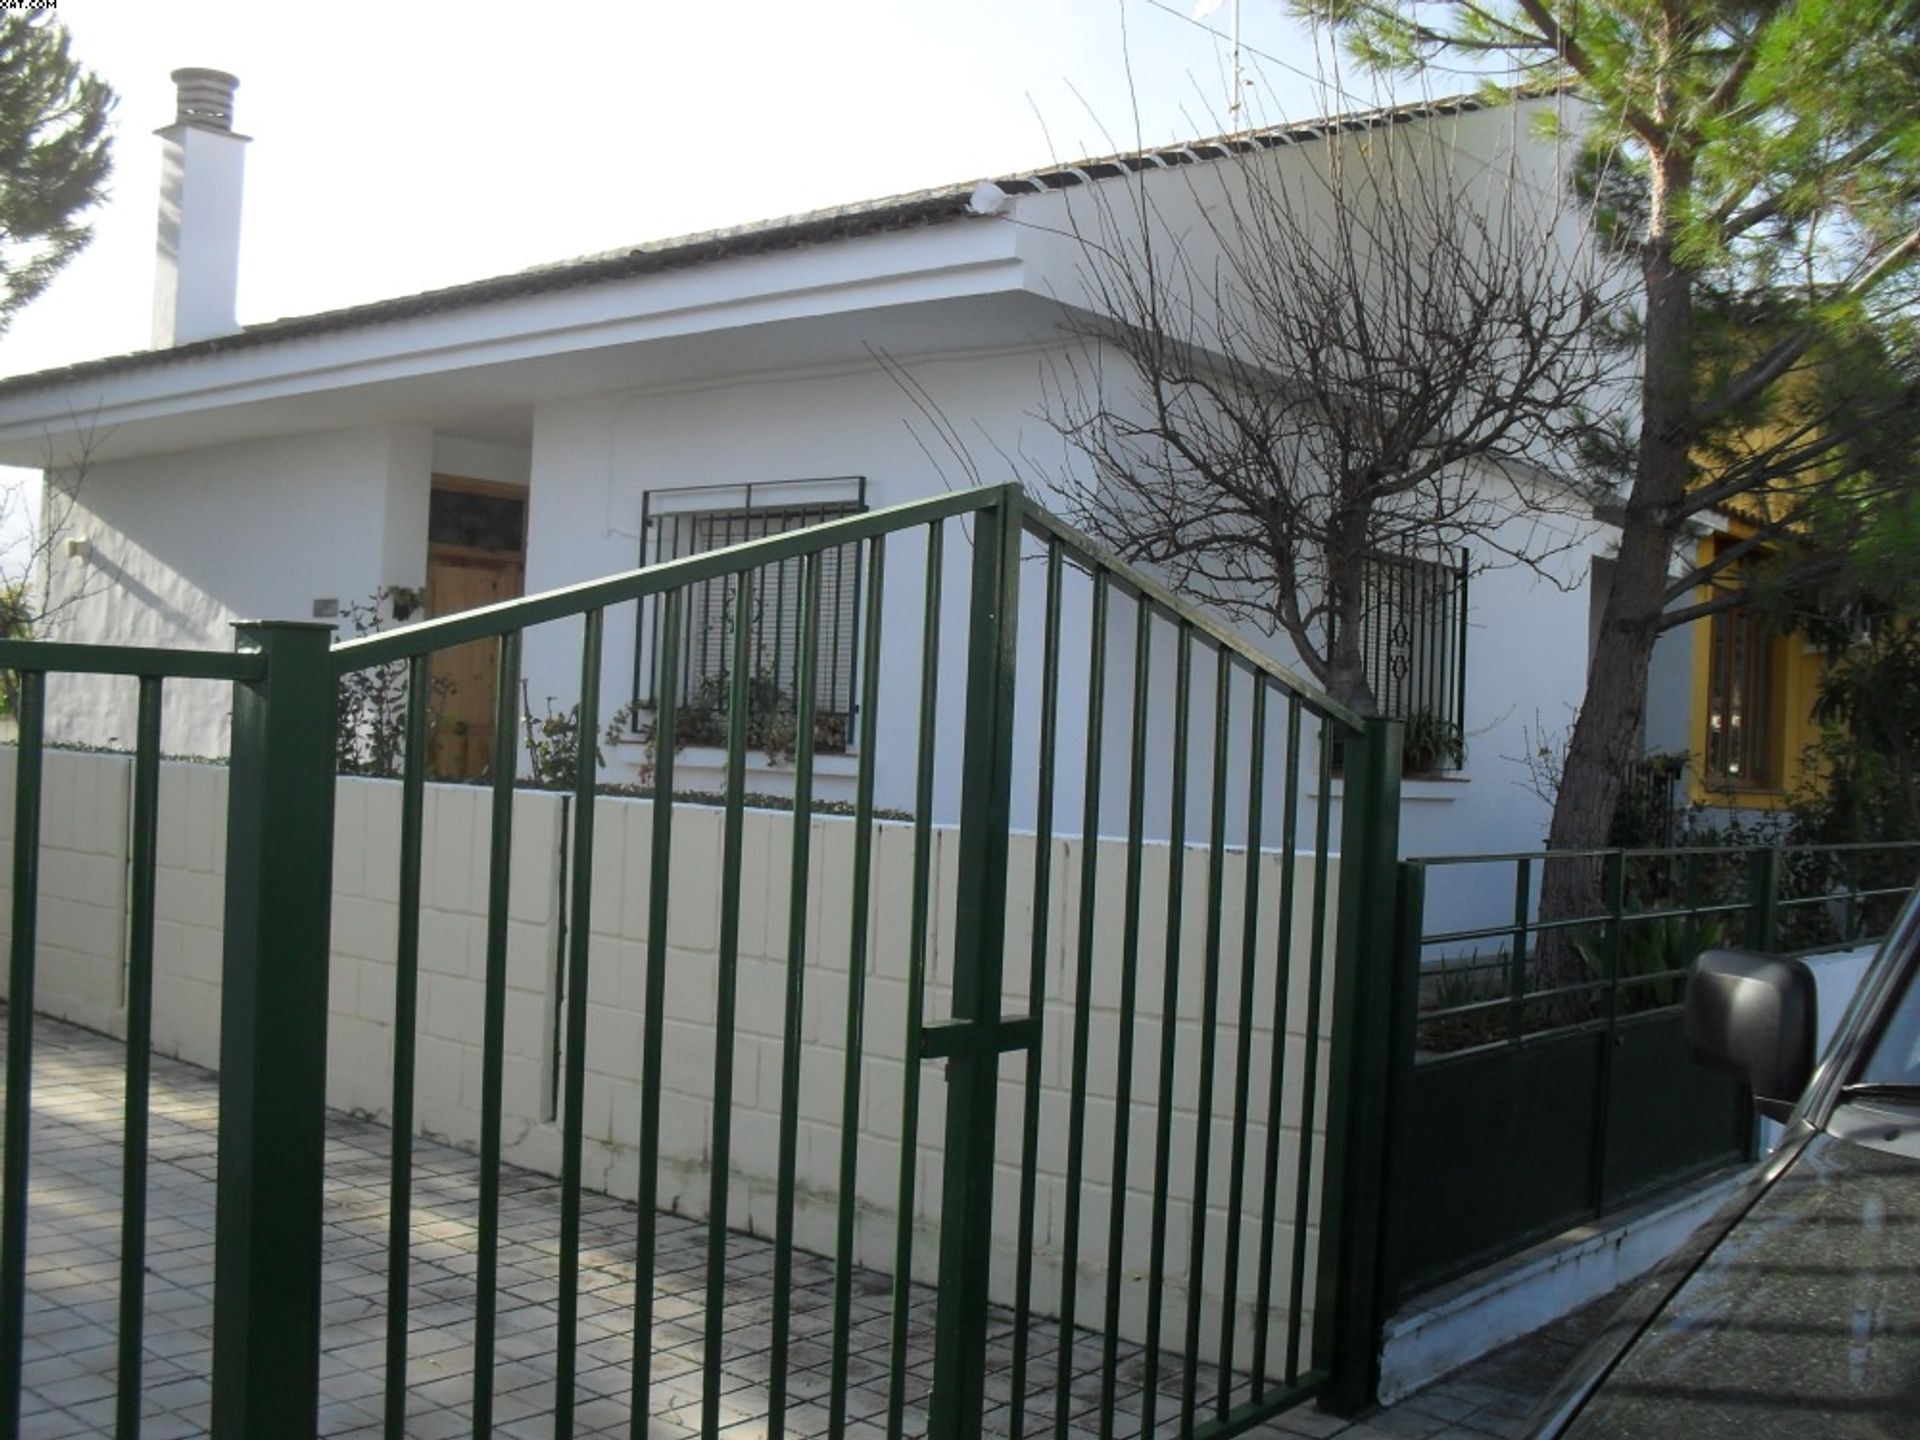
[1316,715,1403,1415]
[1507,857,1531,1043]
[926,487,1024,1440]
[1588,850,1628,1216]
[1363,859,1426,1352]
[1747,846,1782,952]
[211,621,339,1440]
[0,670,44,1437]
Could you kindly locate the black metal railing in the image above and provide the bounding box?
[1348,546,1468,768]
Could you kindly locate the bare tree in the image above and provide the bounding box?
[1296,0,1920,975]
[1036,97,1624,717]
[0,424,119,712]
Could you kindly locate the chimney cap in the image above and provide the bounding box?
[170,68,239,133]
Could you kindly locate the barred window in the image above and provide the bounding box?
[633,479,867,752]
[1342,547,1469,770]
[1705,603,1776,787]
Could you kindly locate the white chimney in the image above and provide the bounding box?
[152,68,248,349]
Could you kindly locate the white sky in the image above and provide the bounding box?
[0,0,1402,566]
[0,0,1385,380]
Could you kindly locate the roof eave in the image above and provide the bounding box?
[0,88,1514,404]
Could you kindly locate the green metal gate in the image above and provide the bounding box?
[0,484,1401,1438]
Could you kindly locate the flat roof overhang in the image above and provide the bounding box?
[0,221,1065,467]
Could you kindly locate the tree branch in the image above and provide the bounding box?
[1695,228,1920,430]
[1507,0,1665,146]
[1656,588,1752,632]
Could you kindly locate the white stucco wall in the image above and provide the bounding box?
[32,338,1614,911]
[982,94,1623,889]
[520,349,1083,824]
[516,348,1608,888]
[432,434,531,489]
[43,423,435,755]
[22,96,1627,884]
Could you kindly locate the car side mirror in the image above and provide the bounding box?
[1686,948,1818,1121]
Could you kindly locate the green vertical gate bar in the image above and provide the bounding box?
[1283,720,1338,1386]
[1051,569,1108,1440]
[1099,601,1154,1439]
[1250,693,1302,1399]
[1138,622,1192,1440]
[1214,677,1266,1421]
[701,567,756,1437]
[1316,716,1403,1415]
[554,608,603,1440]
[884,523,944,1440]
[1747,846,1782,952]
[926,488,1025,1440]
[116,677,163,1440]
[630,590,682,1438]
[211,622,340,1440]
[768,558,822,1440]
[1007,537,1063,1439]
[471,626,523,1440]
[1180,653,1232,1432]
[383,658,432,1440]
[0,669,44,1436]
[828,537,886,1440]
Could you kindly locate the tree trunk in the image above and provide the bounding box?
[1539,146,1696,985]
[1323,513,1378,717]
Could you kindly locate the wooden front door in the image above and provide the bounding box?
[426,478,527,779]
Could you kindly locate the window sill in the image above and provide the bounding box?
[606,736,861,778]
[1694,783,1787,809]
[1313,772,1471,803]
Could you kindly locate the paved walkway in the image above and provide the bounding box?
[1300,1303,1618,1440]
[4,1012,1598,1438]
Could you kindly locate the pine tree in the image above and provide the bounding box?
[0,13,113,336]
[1303,0,1920,939]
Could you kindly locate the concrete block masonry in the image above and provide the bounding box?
[0,747,1343,1372]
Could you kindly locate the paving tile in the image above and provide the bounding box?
[0,1008,1605,1439]
[1357,1405,1454,1438]
[1267,1406,1362,1437]
[1395,1386,1484,1423]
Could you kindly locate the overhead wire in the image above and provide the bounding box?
[1138,0,1635,229]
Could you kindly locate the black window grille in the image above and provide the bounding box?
[632,479,867,752]
[1339,546,1469,767]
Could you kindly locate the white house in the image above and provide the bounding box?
[0,70,1684,873]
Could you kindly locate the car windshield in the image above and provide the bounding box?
[1849,882,1920,1087]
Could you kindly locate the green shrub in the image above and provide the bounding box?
[1572,914,1727,1011]
[335,592,454,778]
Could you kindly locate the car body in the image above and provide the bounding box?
[1529,879,1920,1438]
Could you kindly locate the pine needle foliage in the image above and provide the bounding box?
[0,14,113,336]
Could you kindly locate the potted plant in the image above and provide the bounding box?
[1403,708,1465,775]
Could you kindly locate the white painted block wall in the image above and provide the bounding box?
[0,749,1342,1372]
